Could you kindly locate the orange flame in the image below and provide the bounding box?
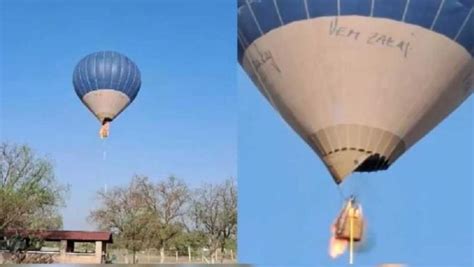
[99,122,110,139]
[329,225,348,258]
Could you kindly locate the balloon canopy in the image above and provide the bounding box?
[238,0,473,184]
[73,51,141,124]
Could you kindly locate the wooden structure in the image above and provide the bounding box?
[1,230,113,263]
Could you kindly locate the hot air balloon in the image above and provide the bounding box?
[238,0,473,184]
[73,51,141,138]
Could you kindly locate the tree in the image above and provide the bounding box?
[89,175,236,264]
[190,178,237,263]
[0,142,68,232]
[88,175,150,264]
[140,176,189,263]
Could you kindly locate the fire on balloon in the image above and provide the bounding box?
[329,226,348,258]
[329,196,364,264]
[99,120,111,139]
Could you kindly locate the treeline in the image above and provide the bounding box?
[0,142,236,263]
[88,175,237,263]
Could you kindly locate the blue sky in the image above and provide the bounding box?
[238,67,472,266]
[0,0,236,230]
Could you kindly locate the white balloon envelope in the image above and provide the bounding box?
[238,0,473,184]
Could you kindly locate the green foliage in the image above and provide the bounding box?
[0,142,68,231]
[191,178,237,256]
[169,230,207,254]
[89,176,237,261]
[74,242,96,253]
[0,234,44,253]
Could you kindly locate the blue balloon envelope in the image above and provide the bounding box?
[238,0,473,63]
[73,51,141,124]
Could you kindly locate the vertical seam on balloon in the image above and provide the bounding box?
[322,130,333,155]
[370,0,375,17]
[125,61,133,96]
[335,127,342,151]
[117,55,124,91]
[81,57,91,94]
[337,0,341,16]
[273,0,284,26]
[246,0,263,36]
[356,125,362,150]
[430,0,445,30]
[84,56,92,95]
[374,130,385,156]
[123,65,130,96]
[238,29,251,54]
[93,53,98,90]
[381,133,395,159]
[365,127,373,152]
[344,125,349,150]
[133,70,141,100]
[455,8,473,41]
[129,62,138,97]
[91,53,95,92]
[116,53,121,90]
[135,68,141,99]
[79,62,87,97]
[109,52,114,89]
[121,66,131,96]
[334,126,341,152]
[303,0,310,19]
[133,66,139,97]
[238,29,250,48]
[402,0,410,22]
[124,59,132,97]
[74,64,81,96]
[129,66,138,98]
[107,53,112,90]
[111,52,116,90]
[77,61,84,97]
[238,30,249,53]
[102,51,106,89]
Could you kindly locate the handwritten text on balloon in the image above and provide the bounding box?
[329,18,412,59]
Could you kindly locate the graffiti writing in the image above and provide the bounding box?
[329,18,412,58]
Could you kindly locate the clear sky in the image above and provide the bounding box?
[238,66,472,266]
[0,0,236,230]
